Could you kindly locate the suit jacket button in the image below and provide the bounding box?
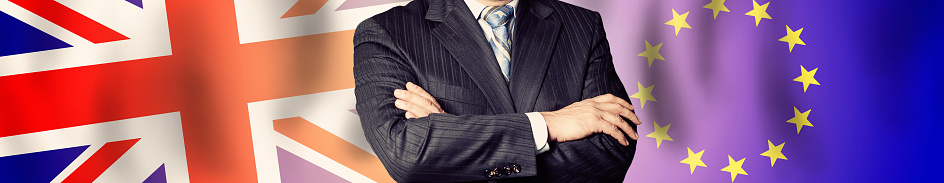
[485,169,494,178]
[503,166,513,175]
[512,164,521,173]
[493,167,502,177]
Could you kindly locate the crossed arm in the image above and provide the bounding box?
[394,82,641,146]
[390,80,641,182]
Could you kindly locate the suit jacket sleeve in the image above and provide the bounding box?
[534,12,637,182]
[353,18,539,182]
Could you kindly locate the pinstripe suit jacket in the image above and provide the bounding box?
[353,0,636,182]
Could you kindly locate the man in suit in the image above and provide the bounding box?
[353,0,641,182]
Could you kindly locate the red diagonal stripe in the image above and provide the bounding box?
[10,0,130,43]
[0,0,356,182]
[63,138,141,183]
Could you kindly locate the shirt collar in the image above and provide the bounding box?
[465,0,519,20]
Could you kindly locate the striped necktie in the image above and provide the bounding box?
[484,5,514,79]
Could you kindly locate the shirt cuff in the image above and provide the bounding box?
[525,112,551,154]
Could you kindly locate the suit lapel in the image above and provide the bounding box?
[429,0,516,114]
[509,0,560,112]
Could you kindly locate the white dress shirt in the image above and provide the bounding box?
[464,0,551,154]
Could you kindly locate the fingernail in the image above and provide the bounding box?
[395,99,404,107]
[406,82,415,88]
[394,89,404,96]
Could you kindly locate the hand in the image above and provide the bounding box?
[540,94,642,146]
[393,82,444,119]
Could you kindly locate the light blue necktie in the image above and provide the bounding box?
[484,5,513,79]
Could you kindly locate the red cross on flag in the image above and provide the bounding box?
[0,0,407,182]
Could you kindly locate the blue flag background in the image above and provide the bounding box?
[566,0,944,182]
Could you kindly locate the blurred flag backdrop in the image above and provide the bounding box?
[0,0,941,182]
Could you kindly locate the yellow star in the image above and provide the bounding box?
[703,0,729,19]
[629,82,657,108]
[680,147,707,174]
[744,0,771,26]
[760,140,788,167]
[720,155,748,182]
[664,9,691,36]
[646,121,673,148]
[779,25,806,52]
[637,41,665,67]
[786,107,813,134]
[793,65,819,92]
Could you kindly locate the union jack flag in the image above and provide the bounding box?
[0,0,406,182]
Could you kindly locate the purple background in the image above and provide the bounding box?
[560,0,944,182]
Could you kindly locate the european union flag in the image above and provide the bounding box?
[566,0,944,182]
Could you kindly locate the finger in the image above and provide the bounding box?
[395,99,431,117]
[405,88,443,113]
[395,89,441,114]
[406,82,439,106]
[592,94,634,111]
[623,124,639,141]
[598,109,638,140]
[405,111,416,119]
[611,105,641,126]
[625,112,642,126]
[596,103,642,125]
[394,98,409,110]
[396,88,440,113]
[597,122,630,146]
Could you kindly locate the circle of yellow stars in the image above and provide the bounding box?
[629,0,822,182]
